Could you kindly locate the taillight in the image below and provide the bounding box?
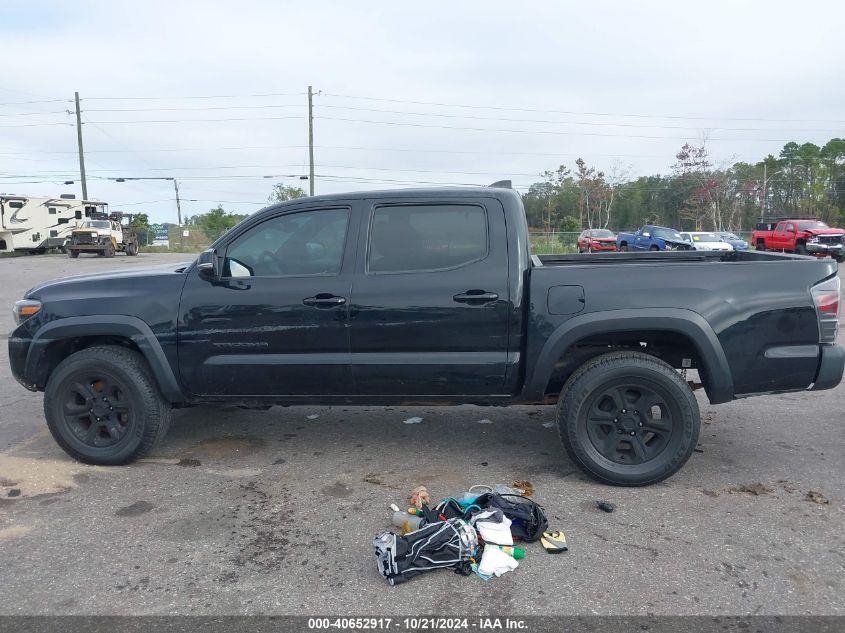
[811,276,840,343]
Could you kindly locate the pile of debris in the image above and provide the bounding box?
[372,484,567,585]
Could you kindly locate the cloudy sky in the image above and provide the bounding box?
[1,0,843,223]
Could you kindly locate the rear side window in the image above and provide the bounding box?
[368,204,488,273]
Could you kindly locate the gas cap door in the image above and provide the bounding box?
[547,285,585,315]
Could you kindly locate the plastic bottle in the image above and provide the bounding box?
[490,544,525,560]
[391,510,424,534]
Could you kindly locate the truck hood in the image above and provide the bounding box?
[26,261,192,299]
[805,228,845,236]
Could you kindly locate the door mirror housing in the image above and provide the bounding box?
[197,247,222,279]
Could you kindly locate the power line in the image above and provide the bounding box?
[0,98,68,106]
[321,92,845,124]
[85,115,304,124]
[315,104,844,133]
[83,91,306,101]
[315,116,817,142]
[84,104,304,113]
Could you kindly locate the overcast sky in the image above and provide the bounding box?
[1,0,843,223]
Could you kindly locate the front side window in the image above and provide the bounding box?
[368,204,488,273]
[224,208,349,278]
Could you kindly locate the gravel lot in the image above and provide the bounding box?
[0,252,842,616]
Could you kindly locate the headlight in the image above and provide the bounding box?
[90,232,99,237]
[809,237,819,243]
[13,299,41,325]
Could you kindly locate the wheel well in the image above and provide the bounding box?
[35,336,144,389]
[543,329,705,399]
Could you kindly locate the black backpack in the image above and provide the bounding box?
[471,493,548,542]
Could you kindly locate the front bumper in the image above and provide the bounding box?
[8,331,36,391]
[811,344,845,391]
[806,242,843,256]
[589,243,618,251]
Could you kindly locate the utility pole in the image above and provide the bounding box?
[307,85,315,196]
[760,163,767,221]
[74,91,88,200]
[173,179,183,249]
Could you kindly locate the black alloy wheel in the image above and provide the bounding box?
[44,346,172,464]
[60,373,133,449]
[557,351,700,486]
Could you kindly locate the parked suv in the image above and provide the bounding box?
[577,229,618,253]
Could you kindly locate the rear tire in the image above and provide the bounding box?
[619,243,628,252]
[756,240,766,251]
[67,249,79,259]
[556,352,700,486]
[649,245,659,251]
[43,345,172,465]
[126,243,139,256]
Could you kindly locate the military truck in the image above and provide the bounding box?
[66,212,140,258]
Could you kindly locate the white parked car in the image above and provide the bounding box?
[680,231,734,252]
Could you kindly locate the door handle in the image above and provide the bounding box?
[453,290,499,303]
[303,294,347,308]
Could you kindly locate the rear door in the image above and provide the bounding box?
[348,198,511,396]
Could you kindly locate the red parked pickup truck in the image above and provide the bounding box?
[752,218,844,261]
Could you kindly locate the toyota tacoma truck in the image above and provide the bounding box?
[752,218,844,261]
[8,187,844,486]
[616,225,693,251]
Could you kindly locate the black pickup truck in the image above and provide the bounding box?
[8,187,844,485]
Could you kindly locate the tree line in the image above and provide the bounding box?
[145,138,845,242]
[521,138,845,233]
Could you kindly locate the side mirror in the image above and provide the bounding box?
[197,247,222,280]
[642,232,650,238]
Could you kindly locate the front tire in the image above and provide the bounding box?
[556,352,700,486]
[44,346,172,465]
[67,249,79,258]
[619,243,628,252]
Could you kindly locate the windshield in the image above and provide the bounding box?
[691,233,721,242]
[588,229,614,238]
[797,221,829,231]
[653,228,683,241]
[718,232,740,240]
[82,220,110,229]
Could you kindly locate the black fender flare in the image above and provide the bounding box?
[524,308,734,404]
[25,315,185,403]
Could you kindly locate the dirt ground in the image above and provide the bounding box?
[0,253,842,616]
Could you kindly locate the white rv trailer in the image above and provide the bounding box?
[0,194,108,253]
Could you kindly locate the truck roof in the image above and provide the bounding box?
[262,186,521,213]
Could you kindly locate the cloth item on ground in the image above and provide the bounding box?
[409,485,430,509]
[477,543,520,577]
[471,493,548,542]
[471,508,514,546]
[373,518,478,585]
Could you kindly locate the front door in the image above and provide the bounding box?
[348,198,511,396]
[178,205,357,397]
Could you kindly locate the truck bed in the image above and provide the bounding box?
[536,250,805,266]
